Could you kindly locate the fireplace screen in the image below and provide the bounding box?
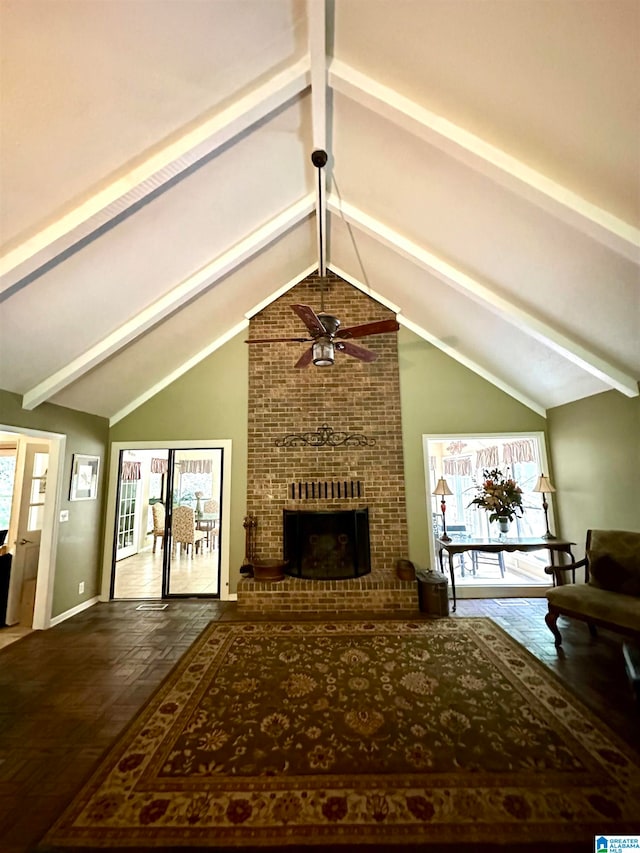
[283,509,371,580]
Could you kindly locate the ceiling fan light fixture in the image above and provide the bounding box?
[312,340,334,367]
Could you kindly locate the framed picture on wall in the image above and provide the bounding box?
[70,454,100,501]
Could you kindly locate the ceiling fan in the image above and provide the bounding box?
[245,150,399,368]
[246,303,400,368]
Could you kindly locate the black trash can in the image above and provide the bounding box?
[0,552,12,626]
[417,569,449,617]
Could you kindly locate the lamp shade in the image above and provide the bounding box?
[432,477,453,496]
[533,474,556,493]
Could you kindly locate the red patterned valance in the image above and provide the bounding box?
[503,440,536,465]
[476,446,499,470]
[443,456,472,477]
[121,461,141,481]
[179,460,214,474]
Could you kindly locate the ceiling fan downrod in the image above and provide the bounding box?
[311,149,328,312]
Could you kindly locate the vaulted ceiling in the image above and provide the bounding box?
[1,0,638,424]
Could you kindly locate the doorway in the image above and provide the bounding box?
[104,441,231,601]
[0,425,66,630]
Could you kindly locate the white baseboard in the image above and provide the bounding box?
[227,593,238,601]
[49,596,100,627]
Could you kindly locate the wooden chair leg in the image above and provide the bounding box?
[545,609,563,647]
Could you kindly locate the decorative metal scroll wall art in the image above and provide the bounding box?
[276,424,375,448]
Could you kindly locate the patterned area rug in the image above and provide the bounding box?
[40,619,640,850]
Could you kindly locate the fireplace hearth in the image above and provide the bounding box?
[283,509,370,580]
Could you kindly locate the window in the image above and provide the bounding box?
[424,433,553,588]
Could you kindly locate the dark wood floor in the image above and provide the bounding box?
[0,598,638,853]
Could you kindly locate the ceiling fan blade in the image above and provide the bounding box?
[291,304,328,337]
[335,318,400,339]
[336,340,378,363]
[294,346,315,368]
[245,337,312,344]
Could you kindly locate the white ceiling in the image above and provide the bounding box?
[0,0,638,424]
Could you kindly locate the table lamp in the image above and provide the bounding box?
[433,477,453,542]
[533,474,556,539]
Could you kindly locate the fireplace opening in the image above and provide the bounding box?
[283,509,371,580]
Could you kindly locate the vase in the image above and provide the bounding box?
[498,517,510,537]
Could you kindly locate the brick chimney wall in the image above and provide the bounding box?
[246,271,408,576]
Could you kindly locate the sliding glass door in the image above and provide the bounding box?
[165,448,222,596]
[111,446,223,599]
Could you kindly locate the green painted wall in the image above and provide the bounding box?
[5,327,636,616]
[547,391,640,558]
[398,328,548,569]
[109,334,249,593]
[0,389,109,616]
[112,327,553,582]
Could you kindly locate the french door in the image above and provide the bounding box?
[115,478,141,560]
[111,446,223,599]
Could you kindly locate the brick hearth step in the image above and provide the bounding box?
[237,572,419,615]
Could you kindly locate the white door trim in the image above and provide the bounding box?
[0,423,66,630]
[102,440,233,602]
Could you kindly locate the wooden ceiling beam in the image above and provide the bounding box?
[327,261,546,415]
[1,57,311,295]
[308,0,328,275]
[22,196,315,411]
[328,195,639,398]
[329,60,640,264]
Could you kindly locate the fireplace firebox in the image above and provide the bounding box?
[283,509,371,580]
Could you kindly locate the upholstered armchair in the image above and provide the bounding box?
[544,529,640,647]
[151,502,165,554]
[171,506,205,556]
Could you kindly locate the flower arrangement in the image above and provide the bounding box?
[468,468,524,523]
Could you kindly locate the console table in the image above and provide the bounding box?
[437,536,576,612]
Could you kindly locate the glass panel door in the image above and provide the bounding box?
[165,448,222,596]
[27,451,48,533]
[115,479,140,561]
[111,446,222,599]
[112,449,165,598]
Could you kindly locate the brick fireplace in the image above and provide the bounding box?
[237,271,418,614]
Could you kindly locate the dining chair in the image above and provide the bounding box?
[470,550,506,578]
[200,499,219,549]
[172,506,205,556]
[151,502,165,553]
